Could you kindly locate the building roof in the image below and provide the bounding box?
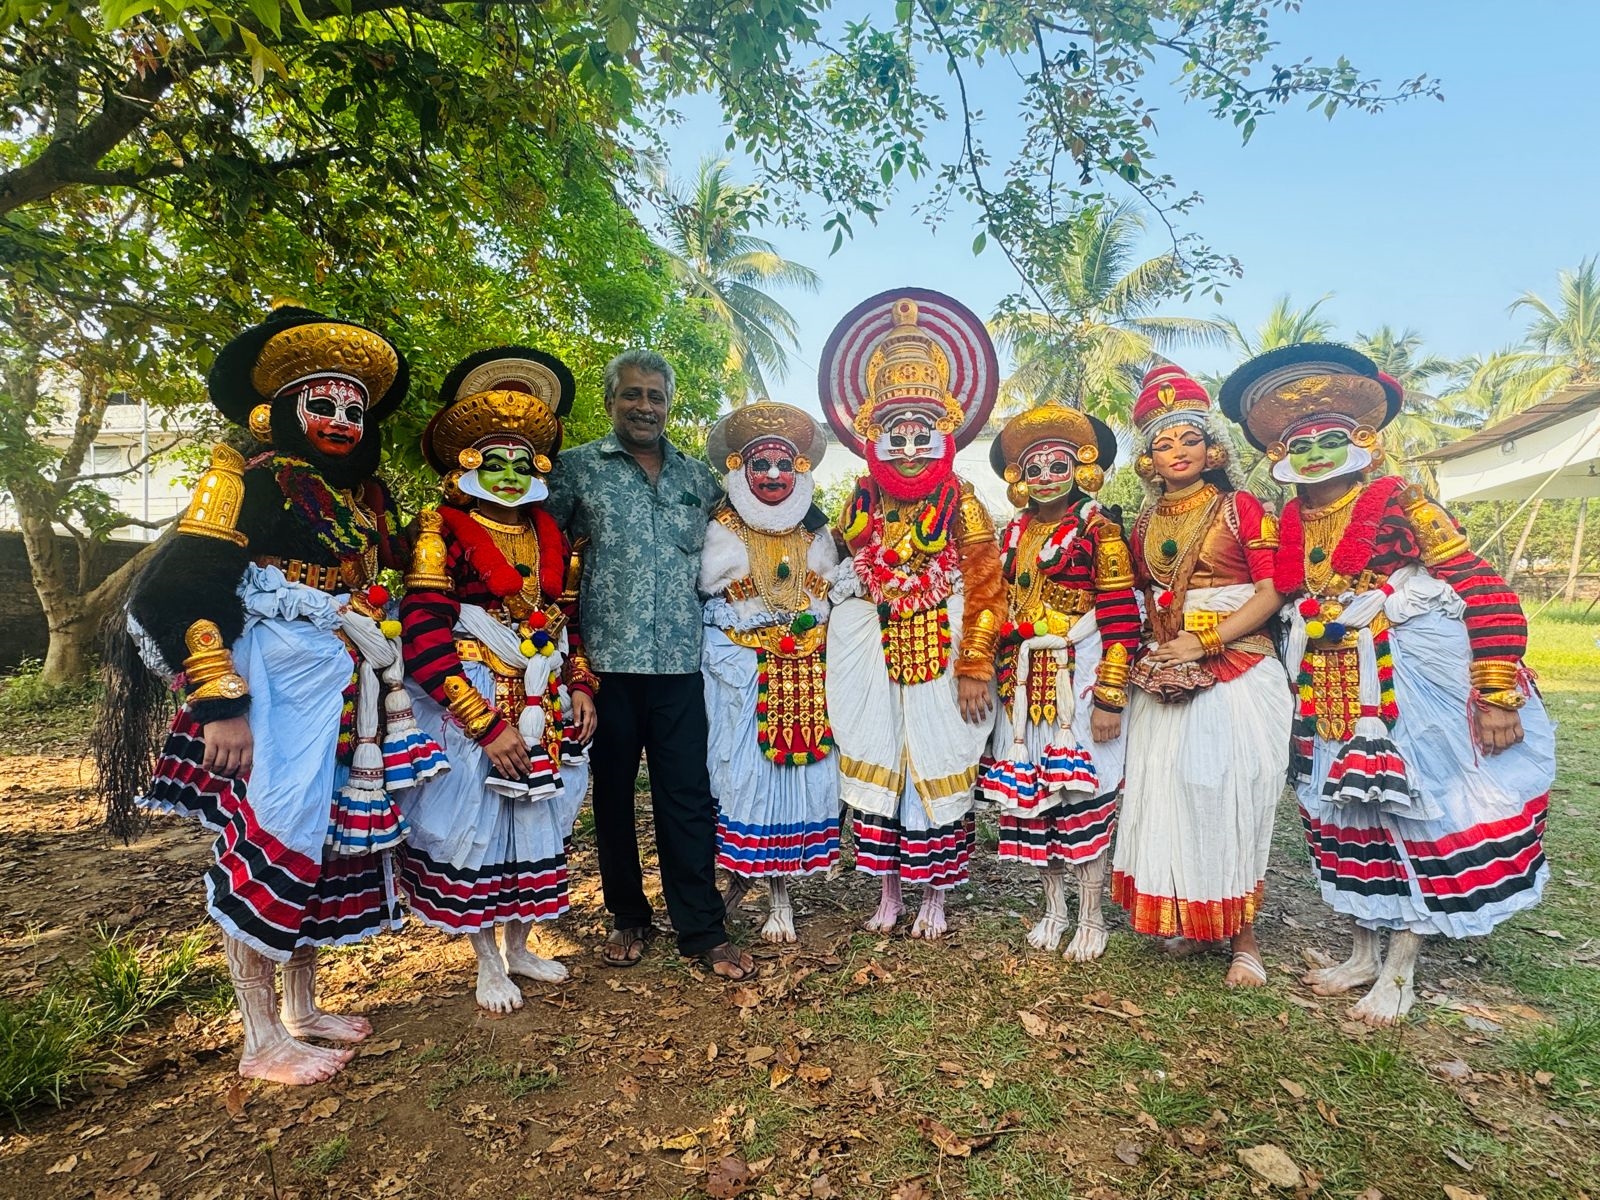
[1418,386,1600,462]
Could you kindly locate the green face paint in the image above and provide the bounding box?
[478,446,536,503]
[1286,430,1351,480]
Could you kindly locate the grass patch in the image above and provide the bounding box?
[1,927,222,1122]
[0,659,101,754]
[293,1134,350,1176]
[425,1052,563,1109]
[1509,1013,1600,1114]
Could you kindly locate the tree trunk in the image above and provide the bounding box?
[1507,499,1543,584]
[1564,498,1588,605]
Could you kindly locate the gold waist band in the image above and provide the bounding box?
[455,638,527,679]
[723,624,827,657]
[254,556,344,593]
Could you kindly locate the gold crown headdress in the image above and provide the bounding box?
[707,398,827,475]
[853,299,964,442]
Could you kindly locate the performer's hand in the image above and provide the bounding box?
[483,725,532,778]
[956,676,994,725]
[1147,632,1204,665]
[201,716,254,778]
[1474,705,1524,756]
[570,691,598,744]
[1090,705,1122,744]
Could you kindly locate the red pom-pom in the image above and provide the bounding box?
[779,634,797,654]
[1157,590,1174,609]
[755,701,769,715]
[1019,621,1036,639]
[882,548,901,567]
[1000,621,1015,638]
[529,611,548,629]
[366,584,390,606]
[1298,597,1321,618]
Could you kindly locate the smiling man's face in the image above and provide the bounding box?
[606,366,670,453]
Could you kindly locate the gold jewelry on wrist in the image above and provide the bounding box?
[1092,686,1127,712]
[1196,627,1225,658]
[1096,643,1131,688]
[442,676,497,739]
[960,610,1000,662]
[1476,688,1526,711]
[1470,660,1519,693]
[182,620,248,702]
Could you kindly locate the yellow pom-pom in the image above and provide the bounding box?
[1299,684,1315,702]
[1304,620,1326,640]
[1045,611,1071,636]
[520,639,536,656]
[380,619,402,639]
[540,641,555,657]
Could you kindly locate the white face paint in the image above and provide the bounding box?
[289,374,367,457]
[1020,440,1077,504]
[876,413,946,473]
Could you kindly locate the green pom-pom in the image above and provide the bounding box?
[517,563,532,577]
[776,561,791,580]
[1309,546,1327,564]
[1017,571,1032,588]
[877,602,892,622]
[792,612,817,633]
[1160,538,1178,556]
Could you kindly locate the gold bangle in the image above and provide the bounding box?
[1096,643,1131,688]
[1476,688,1526,711]
[442,676,497,738]
[1196,627,1225,658]
[1092,686,1126,711]
[183,620,249,701]
[1470,661,1519,692]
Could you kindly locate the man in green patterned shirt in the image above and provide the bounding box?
[545,350,755,981]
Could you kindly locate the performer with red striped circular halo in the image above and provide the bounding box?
[1221,343,1555,1026]
[980,404,1140,961]
[820,290,1005,939]
[1110,365,1293,988]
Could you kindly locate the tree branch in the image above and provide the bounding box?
[58,436,186,486]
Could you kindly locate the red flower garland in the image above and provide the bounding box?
[436,504,567,599]
[1275,475,1405,594]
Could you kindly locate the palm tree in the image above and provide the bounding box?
[988,201,1229,421]
[1351,325,1466,488]
[1215,294,1338,362]
[650,156,820,404]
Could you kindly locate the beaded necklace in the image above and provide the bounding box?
[1298,483,1362,595]
[1141,481,1220,587]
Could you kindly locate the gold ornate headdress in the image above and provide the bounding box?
[423,350,573,481]
[707,399,827,475]
[853,298,964,442]
[250,322,400,401]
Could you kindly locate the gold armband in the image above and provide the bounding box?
[1094,526,1135,591]
[405,507,450,591]
[1470,660,1520,693]
[183,620,248,703]
[560,538,587,607]
[1476,688,1526,711]
[956,481,996,546]
[177,445,249,547]
[442,676,497,739]
[1247,513,1280,551]
[1096,643,1131,688]
[1399,485,1468,567]
[960,608,1000,662]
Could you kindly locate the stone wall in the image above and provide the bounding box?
[0,532,145,672]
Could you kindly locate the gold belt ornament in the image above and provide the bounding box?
[255,556,345,593]
[1182,610,1220,633]
[724,623,827,657]
[455,637,527,678]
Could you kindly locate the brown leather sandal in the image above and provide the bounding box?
[602,925,656,968]
[695,942,755,982]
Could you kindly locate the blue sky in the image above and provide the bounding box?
[655,1,1600,397]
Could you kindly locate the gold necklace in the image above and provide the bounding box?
[1142,483,1220,585]
[471,510,543,617]
[1300,483,1362,595]
[1009,519,1061,621]
[740,521,814,614]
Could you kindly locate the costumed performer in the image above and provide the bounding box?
[819,290,1005,939]
[980,404,1140,960]
[1109,365,1292,988]
[1219,343,1553,1025]
[398,348,598,1012]
[95,304,442,1084]
[699,400,841,943]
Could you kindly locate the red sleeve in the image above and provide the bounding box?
[1369,496,1528,663]
[400,544,510,746]
[1086,516,1141,657]
[1231,492,1278,585]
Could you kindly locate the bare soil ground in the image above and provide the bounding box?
[2,654,1598,1200]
